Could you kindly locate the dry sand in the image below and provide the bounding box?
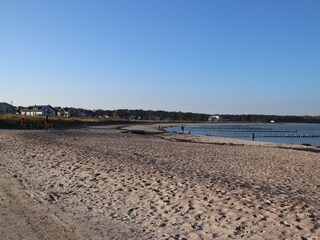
[0,124,319,239]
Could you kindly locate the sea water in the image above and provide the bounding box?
[165,124,320,146]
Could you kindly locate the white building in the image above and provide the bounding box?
[55,107,88,118]
[56,107,77,117]
[208,115,221,122]
[21,105,56,116]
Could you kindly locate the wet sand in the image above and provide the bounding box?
[0,125,319,239]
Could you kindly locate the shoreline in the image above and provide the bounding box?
[158,123,320,148]
[124,123,319,148]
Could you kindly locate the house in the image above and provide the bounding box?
[56,107,88,118]
[0,102,16,114]
[56,107,78,118]
[21,105,56,116]
[208,115,221,122]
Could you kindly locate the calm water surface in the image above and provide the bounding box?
[165,124,320,146]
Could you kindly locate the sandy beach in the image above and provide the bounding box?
[0,124,319,239]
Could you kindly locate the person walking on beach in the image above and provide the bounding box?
[20,118,27,129]
[181,125,184,134]
[44,116,49,130]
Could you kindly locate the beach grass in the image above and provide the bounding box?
[0,114,134,129]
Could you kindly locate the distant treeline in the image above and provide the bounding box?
[221,114,320,123]
[85,109,320,123]
[92,109,210,121]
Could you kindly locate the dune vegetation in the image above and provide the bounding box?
[0,114,134,129]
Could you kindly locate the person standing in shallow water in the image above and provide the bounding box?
[181,125,184,133]
[251,132,255,141]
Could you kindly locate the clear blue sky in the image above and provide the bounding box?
[1,0,319,115]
